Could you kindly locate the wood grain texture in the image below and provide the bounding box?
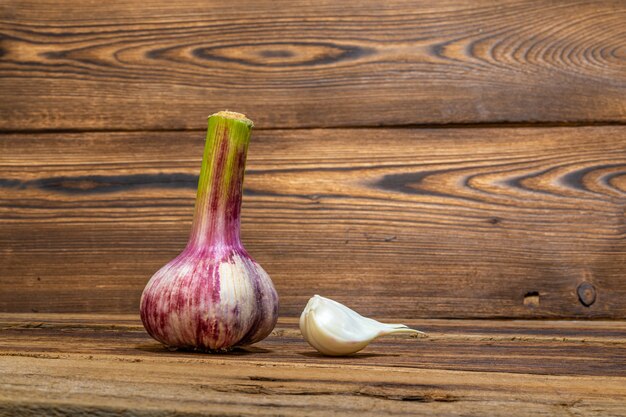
[2,314,625,377]
[0,314,625,416]
[1,126,624,317]
[1,0,625,130]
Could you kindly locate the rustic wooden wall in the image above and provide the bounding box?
[1,0,624,318]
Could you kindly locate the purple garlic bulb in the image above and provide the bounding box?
[140,111,279,352]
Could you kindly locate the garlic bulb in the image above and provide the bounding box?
[140,112,278,352]
[299,295,424,356]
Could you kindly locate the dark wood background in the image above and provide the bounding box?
[1,0,624,318]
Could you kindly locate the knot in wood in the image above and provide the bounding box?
[577,282,596,307]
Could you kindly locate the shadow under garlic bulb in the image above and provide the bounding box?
[140,112,278,352]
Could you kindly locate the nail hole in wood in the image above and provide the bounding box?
[523,292,540,308]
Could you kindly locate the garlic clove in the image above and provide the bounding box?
[299,295,425,356]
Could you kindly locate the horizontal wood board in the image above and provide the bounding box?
[1,0,625,130]
[2,314,625,377]
[0,314,625,416]
[1,126,624,317]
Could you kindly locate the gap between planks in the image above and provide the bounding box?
[1,121,626,135]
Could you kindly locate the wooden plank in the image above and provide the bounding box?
[0,314,625,416]
[4,357,625,417]
[1,314,625,377]
[0,127,625,317]
[1,0,625,130]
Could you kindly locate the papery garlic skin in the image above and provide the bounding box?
[141,247,278,351]
[140,112,278,352]
[299,295,423,356]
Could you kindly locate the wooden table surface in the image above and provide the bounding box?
[1,314,625,416]
[1,0,625,415]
